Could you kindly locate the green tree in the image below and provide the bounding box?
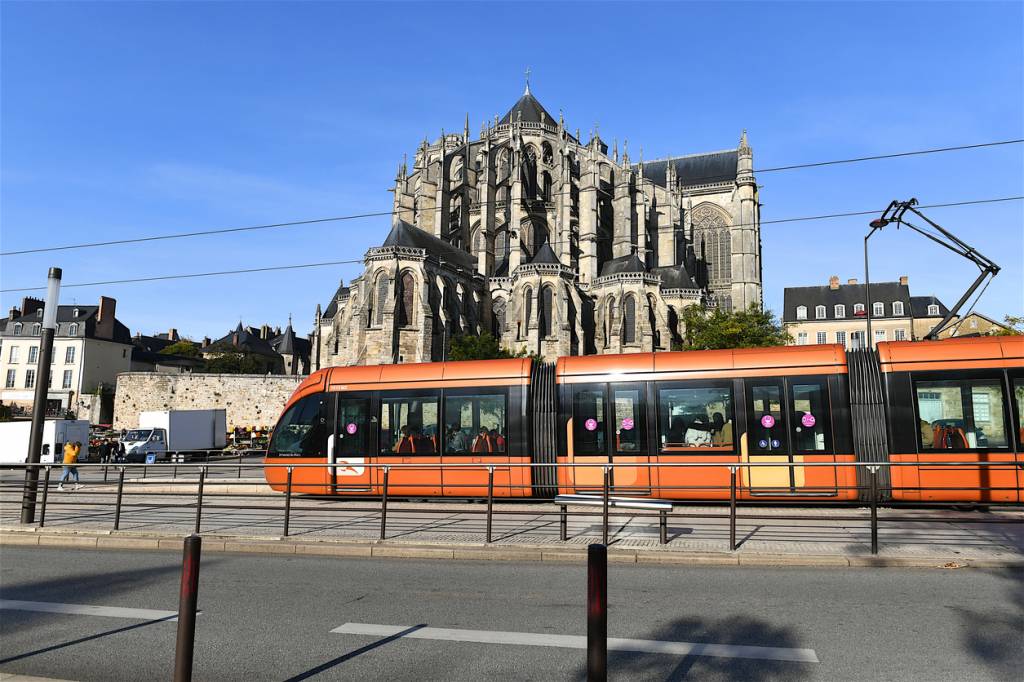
[681,304,791,350]
[995,315,1023,335]
[159,340,201,357]
[204,352,267,374]
[448,332,522,361]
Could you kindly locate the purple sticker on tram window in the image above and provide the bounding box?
[346,423,358,435]
[584,418,598,432]
[771,439,781,449]
[760,414,776,429]
[621,417,635,431]
[758,439,769,448]
[801,413,816,428]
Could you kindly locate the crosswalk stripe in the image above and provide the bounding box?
[0,599,178,621]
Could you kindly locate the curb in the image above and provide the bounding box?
[3,528,1022,569]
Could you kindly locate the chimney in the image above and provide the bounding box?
[847,278,858,285]
[168,328,179,342]
[8,306,21,321]
[20,297,44,317]
[899,275,908,286]
[202,336,211,348]
[828,275,840,290]
[95,296,116,339]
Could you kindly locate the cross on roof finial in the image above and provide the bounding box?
[524,66,531,95]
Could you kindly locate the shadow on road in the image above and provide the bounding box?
[283,624,427,681]
[958,567,1024,680]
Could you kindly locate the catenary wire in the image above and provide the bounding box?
[2,194,1021,294]
[2,139,1021,257]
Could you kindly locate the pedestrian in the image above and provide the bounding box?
[58,440,82,491]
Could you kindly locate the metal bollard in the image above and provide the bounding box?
[173,534,202,682]
[113,467,126,530]
[659,509,667,545]
[104,464,109,483]
[602,467,610,545]
[39,466,51,528]
[486,466,495,543]
[283,467,293,537]
[560,506,568,541]
[729,467,738,551]
[194,467,206,535]
[380,466,390,540]
[587,543,607,682]
[869,466,879,555]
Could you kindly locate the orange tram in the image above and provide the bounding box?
[264,336,1024,504]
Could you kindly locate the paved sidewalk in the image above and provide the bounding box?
[2,481,1022,566]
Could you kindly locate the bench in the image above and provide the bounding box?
[554,494,674,544]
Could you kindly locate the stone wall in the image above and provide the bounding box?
[114,373,304,430]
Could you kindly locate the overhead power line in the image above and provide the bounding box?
[2,138,1021,257]
[1,195,1020,294]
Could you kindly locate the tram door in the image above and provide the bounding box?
[744,378,837,495]
[331,395,373,492]
[570,383,651,495]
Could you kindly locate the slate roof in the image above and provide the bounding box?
[0,304,132,343]
[599,253,647,277]
[911,296,951,319]
[782,281,912,323]
[499,89,557,126]
[634,151,739,188]
[381,220,476,269]
[651,264,699,290]
[529,243,560,265]
[270,324,311,358]
[322,280,350,319]
[206,322,280,358]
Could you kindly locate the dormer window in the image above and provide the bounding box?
[796,305,807,320]
[13,323,22,335]
[854,303,865,315]
[815,305,826,319]
[927,304,939,316]
[834,304,846,318]
[68,323,79,336]
[32,323,41,335]
[36,309,43,317]
[73,308,79,317]
[892,301,905,316]
[873,302,884,317]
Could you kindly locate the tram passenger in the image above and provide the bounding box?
[472,427,492,453]
[447,423,469,453]
[711,412,733,447]
[919,419,934,448]
[393,425,412,453]
[488,429,506,452]
[685,417,713,446]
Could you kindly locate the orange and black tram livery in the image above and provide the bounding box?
[265,336,1024,503]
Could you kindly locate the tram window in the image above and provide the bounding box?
[748,383,787,454]
[915,378,1008,449]
[612,388,645,453]
[444,393,507,454]
[380,394,440,455]
[337,398,369,456]
[268,394,333,457]
[657,385,733,452]
[1013,379,1024,446]
[573,387,606,456]
[790,382,830,452]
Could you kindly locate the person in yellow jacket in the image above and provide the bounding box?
[58,441,82,491]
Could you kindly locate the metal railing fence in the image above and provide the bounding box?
[2,459,1022,555]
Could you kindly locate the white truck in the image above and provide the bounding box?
[120,409,227,463]
[0,419,91,464]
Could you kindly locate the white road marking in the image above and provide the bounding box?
[330,622,819,663]
[0,599,178,621]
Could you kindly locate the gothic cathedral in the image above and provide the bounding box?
[315,85,762,367]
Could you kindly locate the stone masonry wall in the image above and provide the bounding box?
[114,372,304,430]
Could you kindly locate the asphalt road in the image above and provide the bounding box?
[1,547,1021,681]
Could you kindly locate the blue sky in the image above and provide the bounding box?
[2,1,1022,340]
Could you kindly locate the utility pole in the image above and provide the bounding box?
[21,268,63,524]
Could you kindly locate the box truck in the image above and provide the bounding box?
[120,409,227,463]
[0,419,91,464]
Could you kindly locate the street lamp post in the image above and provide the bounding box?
[21,267,62,524]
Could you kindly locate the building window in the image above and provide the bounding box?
[835,331,847,347]
[28,346,38,364]
[816,331,827,345]
[874,330,886,345]
[873,302,884,317]
[815,305,826,319]
[123,349,128,358]
[927,304,939,316]
[374,274,388,327]
[398,272,415,328]
[65,347,75,364]
[4,370,14,388]
[606,297,616,346]
[970,318,978,329]
[834,305,846,318]
[492,297,506,338]
[850,330,864,349]
[24,369,35,389]
[62,370,73,389]
[13,323,22,335]
[796,306,807,320]
[853,303,865,315]
[68,323,78,336]
[796,332,808,345]
[523,286,533,334]
[31,323,41,335]
[623,296,637,344]
[540,286,554,338]
[892,301,905,316]
[73,308,79,317]
[8,346,19,363]
[894,329,906,341]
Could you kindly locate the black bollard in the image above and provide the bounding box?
[174,534,202,682]
[587,543,607,681]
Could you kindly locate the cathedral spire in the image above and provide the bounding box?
[523,66,531,95]
[464,112,470,141]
